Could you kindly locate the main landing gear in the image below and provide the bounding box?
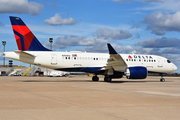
[104,75,112,82]
[92,75,99,81]
[92,75,112,82]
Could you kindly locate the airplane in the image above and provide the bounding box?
[4,16,178,82]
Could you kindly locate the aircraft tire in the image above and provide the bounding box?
[160,78,165,82]
[104,76,112,82]
[92,76,99,81]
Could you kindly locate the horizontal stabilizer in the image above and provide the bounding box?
[14,50,36,58]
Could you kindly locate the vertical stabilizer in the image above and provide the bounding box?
[10,16,51,51]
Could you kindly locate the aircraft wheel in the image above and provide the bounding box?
[160,78,165,82]
[104,76,112,82]
[92,76,99,81]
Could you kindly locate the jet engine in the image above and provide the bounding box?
[125,66,147,79]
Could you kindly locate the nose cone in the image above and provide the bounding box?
[172,63,178,72]
[174,64,178,71]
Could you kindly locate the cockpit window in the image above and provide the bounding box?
[167,60,171,63]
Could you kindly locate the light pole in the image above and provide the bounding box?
[2,41,6,67]
[49,38,53,50]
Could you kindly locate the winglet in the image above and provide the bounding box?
[107,43,118,54]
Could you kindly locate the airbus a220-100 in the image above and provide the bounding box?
[4,16,178,82]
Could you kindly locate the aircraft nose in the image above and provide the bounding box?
[174,65,178,71]
[172,64,178,71]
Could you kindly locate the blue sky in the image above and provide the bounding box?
[0,0,180,73]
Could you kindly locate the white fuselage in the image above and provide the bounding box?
[4,51,177,73]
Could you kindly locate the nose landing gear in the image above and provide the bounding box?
[160,78,165,82]
[160,73,166,82]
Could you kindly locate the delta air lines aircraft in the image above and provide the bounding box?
[4,16,178,82]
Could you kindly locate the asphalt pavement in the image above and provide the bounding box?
[0,76,179,120]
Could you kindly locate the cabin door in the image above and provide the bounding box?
[158,58,163,67]
[51,54,57,65]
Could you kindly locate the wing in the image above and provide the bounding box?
[101,44,127,75]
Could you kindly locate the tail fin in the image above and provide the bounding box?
[9,16,51,51]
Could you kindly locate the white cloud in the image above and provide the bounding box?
[113,0,165,3]
[95,28,132,40]
[0,22,5,27]
[47,27,133,51]
[137,0,180,12]
[0,0,44,16]
[80,43,134,53]
[142,0,165,2]
[48,35,109,49]
[163,48,180,54]
[142,11,180,35]
[135,37,180,48]
[110,44,134,53]
[113,0,133,2]
[44,13,77,25]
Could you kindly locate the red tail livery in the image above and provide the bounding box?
[10,16,51,51]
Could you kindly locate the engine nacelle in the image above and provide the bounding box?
[125,66,147,79]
